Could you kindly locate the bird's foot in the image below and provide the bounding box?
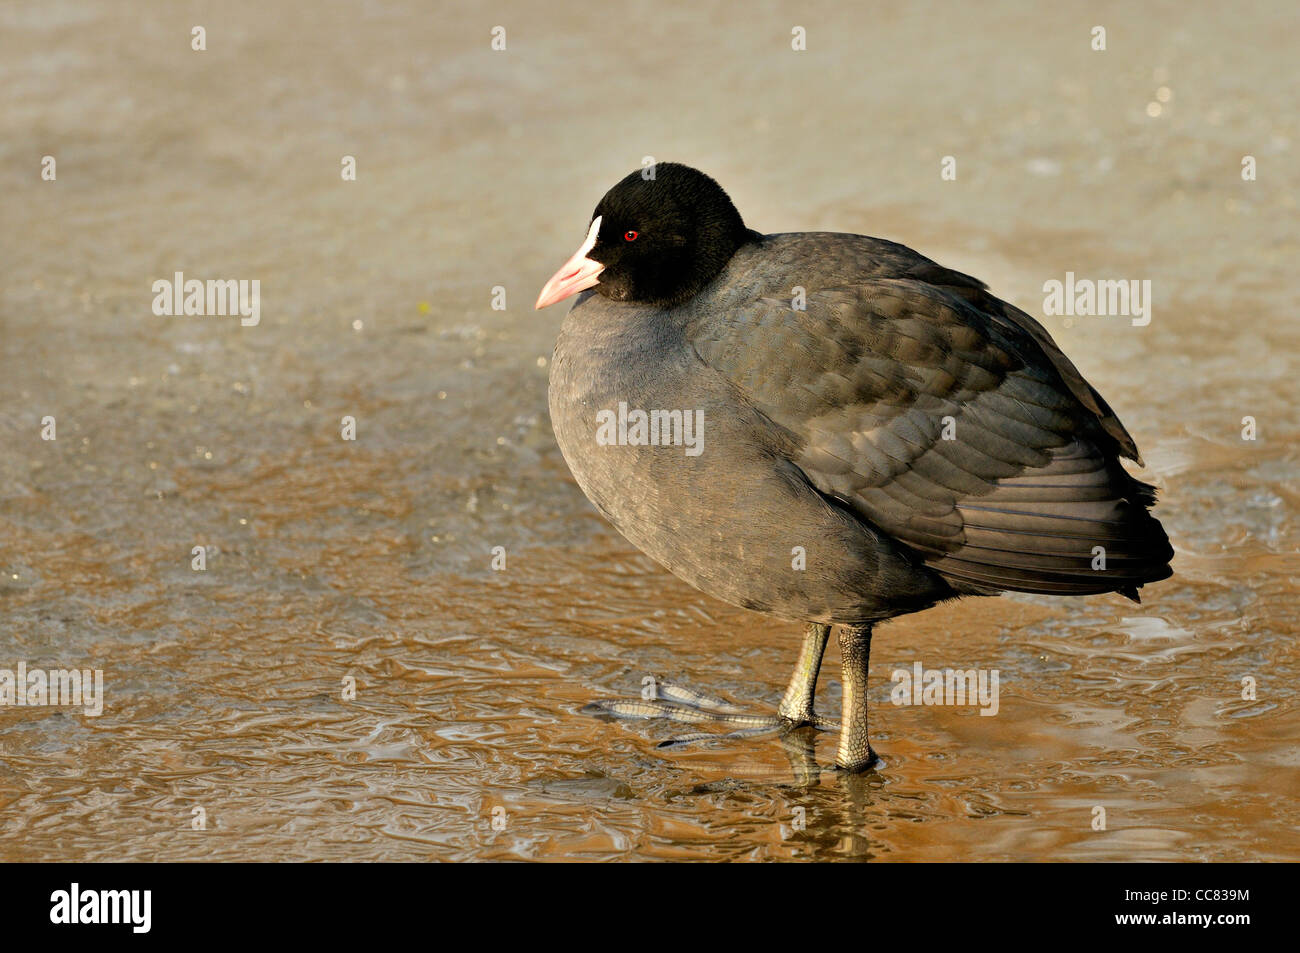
[830,747,882,773]
[582,679,838,749]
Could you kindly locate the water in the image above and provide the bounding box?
[1,0,1297,861]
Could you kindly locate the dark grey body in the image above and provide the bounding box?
[549,233,1171,627]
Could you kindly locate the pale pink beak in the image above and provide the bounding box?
[535,216,605,309]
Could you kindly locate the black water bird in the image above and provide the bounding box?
[537,163,1173,771]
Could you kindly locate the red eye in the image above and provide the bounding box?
[624,230,638,242]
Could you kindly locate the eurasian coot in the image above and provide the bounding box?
[537,163,1172,771]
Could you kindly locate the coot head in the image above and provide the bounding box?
[535,163,757,310]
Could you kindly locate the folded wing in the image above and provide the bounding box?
[692,261,1173,598]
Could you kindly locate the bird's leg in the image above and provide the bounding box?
[777,622,832,725]
[834,624,878,772]
[582,622,839,747]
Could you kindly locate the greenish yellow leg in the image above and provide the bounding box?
[778,623,832,724]
[834,624,878,772]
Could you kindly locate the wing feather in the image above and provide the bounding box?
[692,245,1173,597]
